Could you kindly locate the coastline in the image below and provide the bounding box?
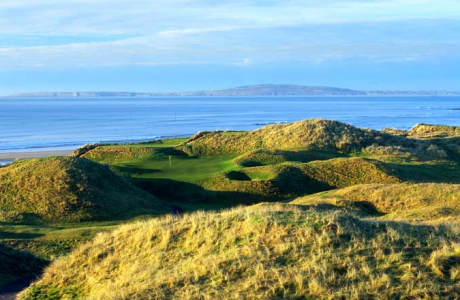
[0,150,73,162]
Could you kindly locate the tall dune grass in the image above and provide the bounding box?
[20,204,460,299]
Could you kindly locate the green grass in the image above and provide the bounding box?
[244,170,276,181]
[113,154,239,183]
[0,222,118,260]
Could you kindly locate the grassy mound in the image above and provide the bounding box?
[182,119,382,155]
[300,157,401,189]
[80,147,182,164]
[202,158,400,202]
[292,183,460,222]
[20,204,460,299]
[0,243,47,287]
[181,119,447,161]
[233,149,342,167]
[202,165,310,202]
[79,139,190,164]
[0,157,166,223]
[409,123,460,139]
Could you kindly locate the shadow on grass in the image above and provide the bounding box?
[133,174,334,212]
[134,178,265,211]
[384,162,460,183]
[0,232,45,239]
[239,150,347,167]
[288,200,384,218]
[113,165,161,176]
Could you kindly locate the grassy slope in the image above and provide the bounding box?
[20,204,460,300]
[181,119,446,160]
[0,157,167,223]
[292,183,460,222]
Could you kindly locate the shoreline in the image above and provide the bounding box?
[0,150,73,161]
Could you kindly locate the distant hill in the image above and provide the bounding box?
[6,84,460,98]
[7,85,364,97]
[172,84,365,96]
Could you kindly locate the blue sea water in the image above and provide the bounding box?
[0,96,459,153]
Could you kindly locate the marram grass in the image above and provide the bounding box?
[20,204,460,299]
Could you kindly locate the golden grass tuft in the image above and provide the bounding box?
[19,204,460,299]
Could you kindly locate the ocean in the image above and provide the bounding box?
[1,96,459,154]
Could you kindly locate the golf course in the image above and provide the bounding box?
[2,119,460,299]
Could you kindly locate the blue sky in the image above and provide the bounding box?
[0,0,459,95]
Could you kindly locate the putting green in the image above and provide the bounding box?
[113,154,239,183]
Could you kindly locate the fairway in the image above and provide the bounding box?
[113,154,240,183]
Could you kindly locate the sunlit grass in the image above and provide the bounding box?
[114,154,239,183]
[19,204,460,300]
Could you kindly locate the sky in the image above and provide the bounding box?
[0,0,459,95]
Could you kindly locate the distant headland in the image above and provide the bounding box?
[5,84,460,98]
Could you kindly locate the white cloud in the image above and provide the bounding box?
[0,0,459,68]
[0,0,459,35]
[158,26,240,38]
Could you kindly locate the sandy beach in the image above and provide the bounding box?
[0,150,73,162]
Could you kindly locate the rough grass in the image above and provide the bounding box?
[292,183,460,222]
[181,119,446,161]
[0,157,167,223]
[80,147,168,164]
[201,158,400,202]
[72,139,188,158]
[0,243,47,287]
[19,204,460,300]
